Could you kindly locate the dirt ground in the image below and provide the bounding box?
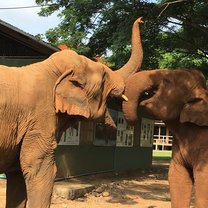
[0,162,176,208]
[51,164,171,208]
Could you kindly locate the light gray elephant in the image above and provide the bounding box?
[122,69,208,208]
[0,17,143,208]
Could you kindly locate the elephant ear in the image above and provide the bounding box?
[180,97,208,126]
[104,109,116,128]
[54,70,90,118]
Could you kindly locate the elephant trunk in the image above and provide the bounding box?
[115,17,143,81]
[122,70,162,125]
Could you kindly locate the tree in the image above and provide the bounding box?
[157,0,208,57]
[36,0,208,74]
[156,0,208,74]
[36,0,166,69]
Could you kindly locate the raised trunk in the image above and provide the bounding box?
[122,70,163,125]
[115,17,144,80]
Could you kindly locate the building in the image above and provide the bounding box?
[56,105,154,178]
[153,120,173,151]
[0,19,58,66]
[0,19,153,178]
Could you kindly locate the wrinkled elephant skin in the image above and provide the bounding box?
[0,17,144,208]
[123,69,208,208]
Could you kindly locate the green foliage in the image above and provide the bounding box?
[156,0,208,74]
[171,1,207,53]
[36,0,165,69]
[36,0,208,75]
[34,33,45,41]
[159,50,208,72]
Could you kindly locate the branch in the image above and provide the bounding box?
[163,25,208,58]
[168,14,208,37]
[158,0,187,17]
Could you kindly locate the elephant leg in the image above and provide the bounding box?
[194,164,208,207]
[168,160,193,208]
[194,173,208,208]
[22,156,57,208]
[5,170,27,208]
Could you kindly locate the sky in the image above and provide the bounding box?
[0,0,61,35]
[0,0,157,36]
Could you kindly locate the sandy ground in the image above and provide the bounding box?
[51,166,171,208]
[0,162,175,208]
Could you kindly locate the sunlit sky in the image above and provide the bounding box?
[0,0,157,36]
[0,0,61,35]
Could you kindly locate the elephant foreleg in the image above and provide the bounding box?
[168,160,193,208]
[194,160,208,207]
[22,155,57,208]
[194,174,208,208]
[6,170,27,208]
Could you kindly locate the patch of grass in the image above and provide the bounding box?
[152,150,172,161]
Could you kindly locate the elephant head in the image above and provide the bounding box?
[50,17,144,127]
[122,69,208,126]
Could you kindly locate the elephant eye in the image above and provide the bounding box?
[71,80,82,88]
[140,87,157,101]
[188,98,202,104]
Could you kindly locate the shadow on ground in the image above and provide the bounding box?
[64,162,171,206]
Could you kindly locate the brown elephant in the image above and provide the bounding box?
[122,69,208,208]
[0,17,143,208]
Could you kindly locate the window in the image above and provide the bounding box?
[116,112,134,147]
[59,122,80,145]
[140,118,154,147]
[93,109,117,146]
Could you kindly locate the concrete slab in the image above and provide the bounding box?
[54,181,95,200]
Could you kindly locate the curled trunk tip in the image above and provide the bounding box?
[116,16,144,81]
